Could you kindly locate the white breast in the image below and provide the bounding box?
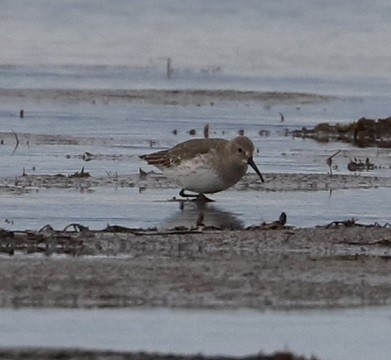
[163,156,227,194]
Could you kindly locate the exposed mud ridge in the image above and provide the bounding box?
[0,88,335,106]
[1,172,390,195]
[0,131,126,148]
[1,223,390,310]
[0,349,317,360]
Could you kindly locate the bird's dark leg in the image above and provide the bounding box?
[196,194,207,227]
[179,189,198,199]
[179,189,215,202]
[197,193,214,203]
[196,211,205,227]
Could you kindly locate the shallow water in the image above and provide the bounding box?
[0,306,390,360]
[0,186,389,231]
[1,94,390,231]
[1,99,389,174]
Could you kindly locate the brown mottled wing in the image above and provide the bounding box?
[139,149,172,169]
[139,138,227,170]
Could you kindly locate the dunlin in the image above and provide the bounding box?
[139,136,264,197]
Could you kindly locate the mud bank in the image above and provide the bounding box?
[0,88,335,107]
[1,224,390,310]
[0,349,314,360]
[1,171,391,196]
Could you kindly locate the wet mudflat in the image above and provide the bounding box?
[3,2,391,357]
[1,224,391,360]
[1,224,390,309]
[1,218,391,360]
[1,88,391,360]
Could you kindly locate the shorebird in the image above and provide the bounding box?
[139,136,264,199]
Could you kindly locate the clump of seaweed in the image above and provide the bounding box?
[291,116,391,148]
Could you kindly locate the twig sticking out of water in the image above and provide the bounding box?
[166,57,173,79]
[63,223,89,232]
[68,166,90,178]
[325,217,357,228]
[326,150,341,176]
[38,224,54,233]
[11,129,19,154]
[259,212,287,230]
[325,218,390,229]
[204,123,209,139]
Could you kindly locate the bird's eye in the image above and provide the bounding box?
[238,148,243,153]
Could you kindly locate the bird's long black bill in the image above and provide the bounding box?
[248,157,264,183]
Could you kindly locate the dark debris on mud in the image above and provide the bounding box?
[291,116,391,148]
[1,219,390,257]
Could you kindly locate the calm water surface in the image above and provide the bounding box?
[0,307,390,360]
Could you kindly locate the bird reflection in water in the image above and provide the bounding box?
[162,197,244,230]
